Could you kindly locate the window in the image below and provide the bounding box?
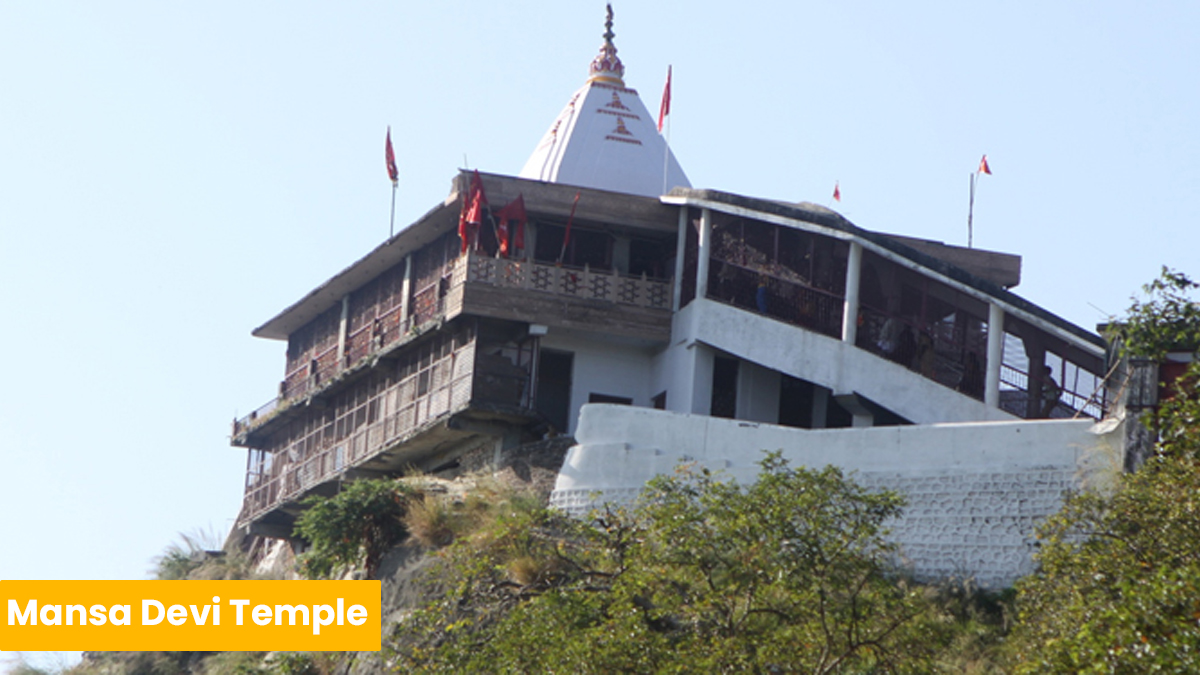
[588,393,633,405]
[651,391,667,410]
[533,223,612,270]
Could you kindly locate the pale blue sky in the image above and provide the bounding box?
[2,1,1198,664]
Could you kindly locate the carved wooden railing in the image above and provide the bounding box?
[234,253,670,440]
[465,254,672,311]
[238,340,475,525]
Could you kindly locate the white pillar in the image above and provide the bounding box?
[399,254,413,325]
[696,208,712,300]
[985,303,1004,408]
[841,241,863,344]
[336,295,350,362]
[672,207,688,311]
[690,343,715,415]
[810,387,829,429]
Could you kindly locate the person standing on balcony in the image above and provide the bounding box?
[1040,365,1062,417]
[877,315,901,357]
[958,351,985,399]
[915,332,936,377]
[756,274,769,314]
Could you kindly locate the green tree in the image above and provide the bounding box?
[1111,267,1200,362]
[293,478,411,579]
[394,454,950,673]
[1005,454,1200,673]
[1006,268,1200,672]
[1111,267,1200,460]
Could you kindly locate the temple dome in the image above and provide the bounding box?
[518,5,690,198]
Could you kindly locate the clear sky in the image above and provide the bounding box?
[2,0,1198,665]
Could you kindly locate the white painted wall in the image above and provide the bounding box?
[540,330,657,435]
[678,299,1012,424]
[551,404,1124,587]
[654,323,714,416]
[737,359,780,423]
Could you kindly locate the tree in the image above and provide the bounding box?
[1111,267,1200,362]
[1005,455,1200,673]
[293,478,411,579]
[1005,268,1200,672]
[393,454,951,673]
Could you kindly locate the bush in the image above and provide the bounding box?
[392,453,956,673]
[293,479,412,579]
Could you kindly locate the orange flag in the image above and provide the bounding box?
[978,154,992,175]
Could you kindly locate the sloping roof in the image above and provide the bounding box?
[665,187,1106,352]
[518,7,689,197]
[251,172,677,340]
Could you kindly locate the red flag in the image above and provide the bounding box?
[833,181,841,202]
[385,127,398,183]
[657,65,672,133]
[559,191,581,263]
[978,154,992,175]
[495,194,527,257]
[458,171,488,254]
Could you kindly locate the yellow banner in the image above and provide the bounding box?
[0,580,380,651]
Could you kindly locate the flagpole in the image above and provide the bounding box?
[558,191,581,265]
[486,210,502,258]
[659,65,672,195]
[967,172,976,249]
[385,126,400,239]
[389,182,397,238]
[662,118,670,195]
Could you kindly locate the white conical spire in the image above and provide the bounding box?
[519,5,690,197]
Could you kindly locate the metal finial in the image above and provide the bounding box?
[588,3,625,84]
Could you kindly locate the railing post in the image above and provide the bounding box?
[985,303,1004,408]
[841,241,863,344]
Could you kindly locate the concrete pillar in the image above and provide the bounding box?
[985,303,1004,408]
[834,392,874,428]
[336,295,350,362]
[841,241,863,345]
[399,254,413,325]
[672,207,688,311]
[696,208,712,300]
[810,387,829,429]
[690,343,715,415]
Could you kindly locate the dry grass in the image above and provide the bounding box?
[400,475,547,550]
[403,493,457,548]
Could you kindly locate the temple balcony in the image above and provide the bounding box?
[233,251,672,444]
[231,250,673,533]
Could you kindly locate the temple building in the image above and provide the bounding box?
[231,7,1122,586]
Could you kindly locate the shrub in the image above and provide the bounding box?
[293,479,412,579]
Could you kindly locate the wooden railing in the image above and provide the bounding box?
[465,254,672,311]
[239,340,475,525]
[234,253,671,440]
